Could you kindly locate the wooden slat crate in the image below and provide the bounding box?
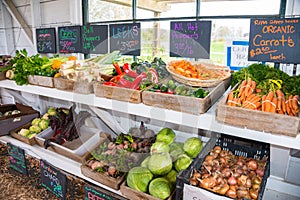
[28,75,54,88]
[216,85,300,137]
[142,77,230,115]
[93,82,143,103]
[10,122,36,145]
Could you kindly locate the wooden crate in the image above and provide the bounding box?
[93,82,143,103]
[28,75,54,88]
[54,77,74,91]
[10,122,36,145]
[142,77,230,115]
[80,133,126,190]
[0,72,5,80]
[215,85,300,137]
[120,181,174,200]
[73,81,94,94]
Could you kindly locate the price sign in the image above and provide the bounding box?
[109,23,141,56]
[82,25,108,54]
[40,160,66,200]
[170,21,211,58]
[36,28,56,53]
[84,184,127,200]
[58,26,82,53]
[248,18,300,63]
[7,143,28,175]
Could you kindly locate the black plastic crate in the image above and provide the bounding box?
[175,134,270,200]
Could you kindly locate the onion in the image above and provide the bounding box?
[249,189,259,199]
[213,145,222,154]
[252,183,260,190]
[192,172,201,179]
[246,178,252,188]
[219,157,226,165]
[226,189,237,198]
[237,189,248,198]
[190,177,198,186]
[220,150,228,157]
[221,168,231,178]
[237,175,248,186]
[247,160,258,171]
[218,183,229,195]
[256,167,265,177]
[253,176,262,185]
[228,175,237,185]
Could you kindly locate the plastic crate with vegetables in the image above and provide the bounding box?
[176,134,270,200]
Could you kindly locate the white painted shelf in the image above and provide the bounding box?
[1,79,299,150]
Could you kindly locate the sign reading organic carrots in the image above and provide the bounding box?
[248,18,300,64]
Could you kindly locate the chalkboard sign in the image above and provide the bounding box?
[109,23,141,56]
[82,25,108,54]
[84,185,126,200]
[7,143,28,175]
[248,18,300,63]
[58,26,82,53]
[40,160,66,200]
[36,28,56,53]
[170,21,212,59]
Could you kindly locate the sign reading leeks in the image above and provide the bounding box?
[7,143,28,175]
[109,23,141,56]
[82,25,108,54]
[58,26,82,53]
[170,21,212,59]
[40,159,66,200]
[36,28,56,53]
[248,18,300,63]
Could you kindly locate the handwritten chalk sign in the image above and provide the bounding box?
[82,25,108,54]
[58,26,82,53]
[40,160,66,200]
[36,28,56,53]
[109,23,141,56]
[84,184,127,200]
[248,18,300,63]
[170,21,211,58]
[7,143,28,175]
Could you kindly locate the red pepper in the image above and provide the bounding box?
[103,82,117,86]
[113,62,123,75]
[110,74,123,83]
[148,68,159,83]
[118,77,132,88]
[123,63,139,78]
[130,72,147,90]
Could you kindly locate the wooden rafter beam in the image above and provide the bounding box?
[102,0,169,13]
[3,0,33,43]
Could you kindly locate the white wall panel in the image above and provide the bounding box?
[40,0,71,26]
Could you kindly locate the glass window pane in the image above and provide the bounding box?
[89,0,132,22]
[200,0,281,16]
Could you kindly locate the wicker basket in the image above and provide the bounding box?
[166,61,231,87]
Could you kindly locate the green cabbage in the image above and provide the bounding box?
[149,177,171,200]
[150,142,170,154]
[127,167,153,193]
[156,128,176,145]
[29,125,42,134]
[165,169,178,185]
[174,153,193,172]
[148,153,172,176]
[169,142,184,161]
[38,119,49,130]
[140,156,150,168]
[31,118,41,126]
[183,137,203,158]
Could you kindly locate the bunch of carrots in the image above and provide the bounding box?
[227,78,299,116]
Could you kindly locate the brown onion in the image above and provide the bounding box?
[252,183,260,190]
[226,189,237,198]
[246,178,252,188]
[218,183,230,195]
[247,160,258,171]
[237,189,249,198]
[213,145,222,154]
[221,168,232,178]
[249,188,259,200]
[192,172,201,179]
[253,176,262,185]
[256,167,265,177]
[190,177,198,186]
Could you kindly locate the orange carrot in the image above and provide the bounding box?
[292,95,299,111]
[247,80,256,97]
[265,91,274,112]
[261,95,266,112]
[227,91,234,106]
[286,99,292,116]
[270,97,277,113]
[238,80,247,97]
[244,78,252,98]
